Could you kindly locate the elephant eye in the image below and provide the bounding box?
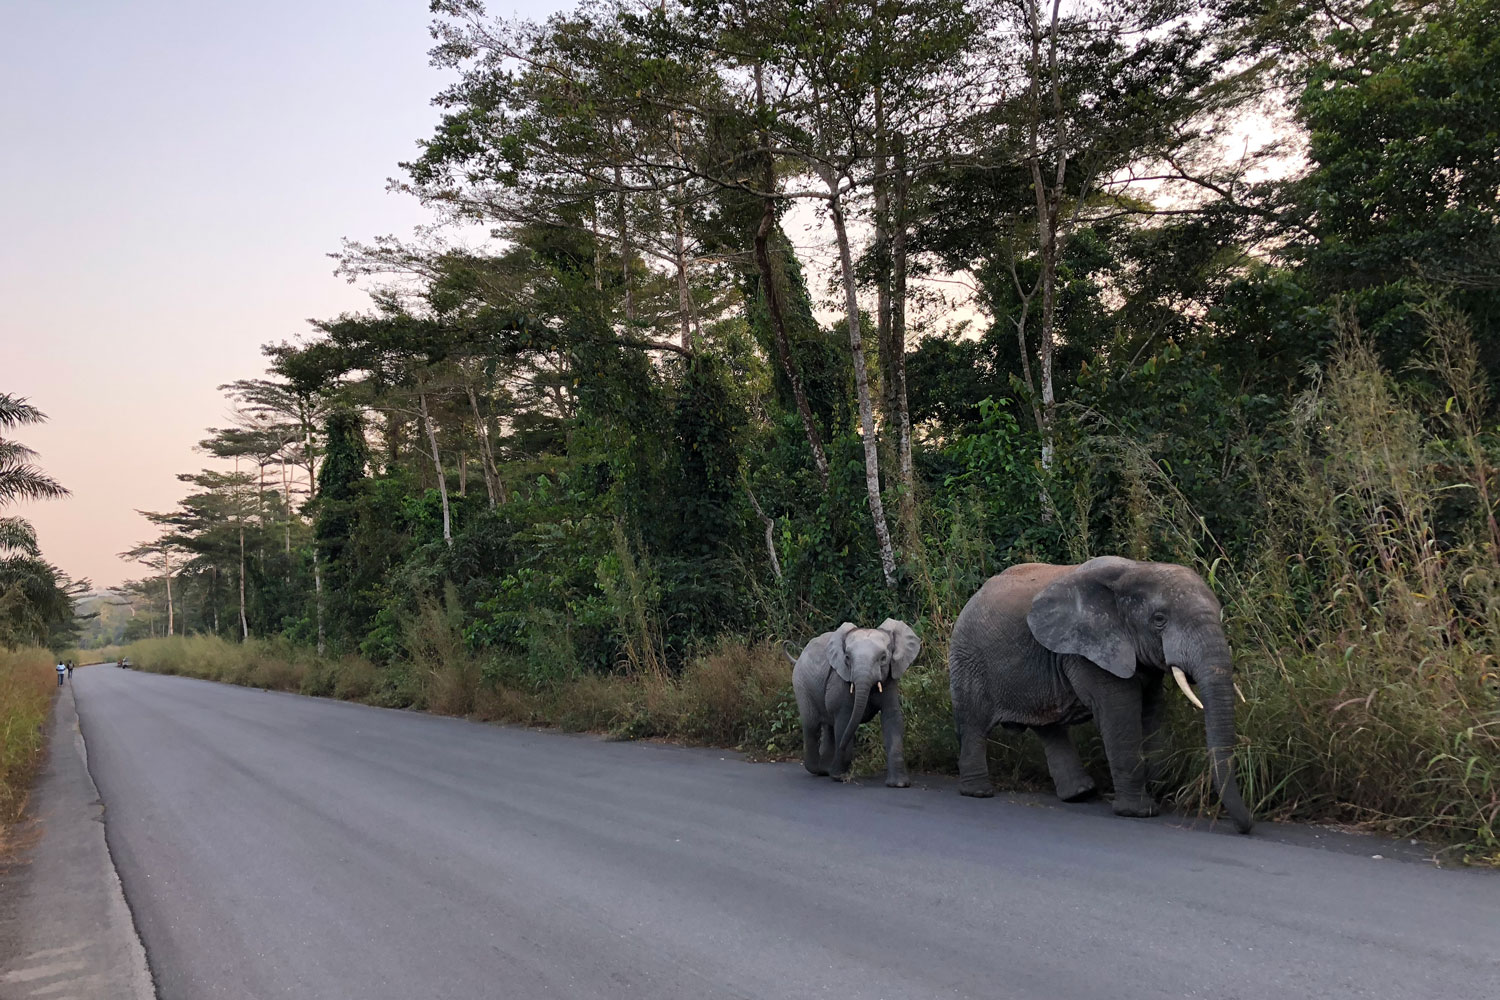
[1151,611,1168,629]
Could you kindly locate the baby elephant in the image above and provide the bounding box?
[786,620,922,786]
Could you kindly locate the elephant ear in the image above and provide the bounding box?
[877,619,921,679]
[1026,558,1138,679]
[826,623,859,682]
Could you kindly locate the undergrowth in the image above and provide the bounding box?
[0,646,56,834]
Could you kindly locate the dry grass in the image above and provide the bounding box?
[65,645,123,666]
[0,646,56,832]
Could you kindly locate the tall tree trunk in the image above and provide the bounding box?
[383,409,402,472]
[458,451,468,496]
[615,160,633,323]
[313,553,325,656]
[419,390,454,547]
[466,384,500,509]
[162,545,174,636]
[892,134,915,504]
[752,58,830,490]
[298,397,319,500]
[238,521,249,641]
[828,189,898,588]
[674,194,692,351]
[873,80,895,446]
[211,565,219,634]
[592,197,604,294]
[1027,0,1067,474]
[754,207,831,491]
[670,100,693,351]
[744,478,783,582]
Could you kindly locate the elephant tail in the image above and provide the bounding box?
[782,640,803,664]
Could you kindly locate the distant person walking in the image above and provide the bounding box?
[67,660,74,679]
[56,660,67,686]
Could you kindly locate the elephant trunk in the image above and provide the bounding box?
[837,679,872,760]
[1199,675,1253,834]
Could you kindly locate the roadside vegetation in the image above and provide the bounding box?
[0,647,57,836]
[113,1,1499,857]
[65,645,123,666]
[1,393,81,649]
[1,391,79,842]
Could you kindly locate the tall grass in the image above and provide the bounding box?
[1129,314,1500,857]
[0,646,56,832]
[66,645,123,666]
[123,635,379,701]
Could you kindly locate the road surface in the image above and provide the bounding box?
[75,666,1498,1000]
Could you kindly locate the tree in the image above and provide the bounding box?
[0,393,75,647]
[1280,0,1500,375]
[313,409,371,652]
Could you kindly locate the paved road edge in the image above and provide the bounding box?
[0,676,156,999]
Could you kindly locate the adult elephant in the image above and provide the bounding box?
[949,556,1253,833]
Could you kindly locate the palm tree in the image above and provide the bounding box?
[0,392,73,647]
[0,394,69,521]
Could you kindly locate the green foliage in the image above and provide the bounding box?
[0,394,76,648]
[1287,0,1500,378]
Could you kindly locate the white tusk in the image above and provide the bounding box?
[1235,682,1247,704]
[850,683,855,694]
[1171,666,1204,710]
[877,681,883,693]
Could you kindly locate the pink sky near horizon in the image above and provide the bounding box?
[2,1,564,589]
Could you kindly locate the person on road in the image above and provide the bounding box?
[67,660,74,679]
[56,660,67,686]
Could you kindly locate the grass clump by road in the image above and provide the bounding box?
[121,633,809,757]
[65,645,123,666]
[0,646,57,836]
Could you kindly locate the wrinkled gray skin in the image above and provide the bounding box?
[787,620,922,786]
[949,557,1253,833]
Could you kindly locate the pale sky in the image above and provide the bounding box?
[2,1,564,588]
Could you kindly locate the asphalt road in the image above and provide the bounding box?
[75,667,1498,1000]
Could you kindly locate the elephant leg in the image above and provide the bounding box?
[818,724,836,773]
[1035,724,1096,802]
[1077,672,1156,817]
[881,707,910,788]
[956,716,995,797]
[802,719,828,776]
[1139,673,1167,788]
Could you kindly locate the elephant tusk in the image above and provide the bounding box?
[877,681,883,693]
[850,683,855,695]
[1235,682,1247,704]
[1171,666,1204,710]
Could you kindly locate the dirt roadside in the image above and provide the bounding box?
[0,674,155,999]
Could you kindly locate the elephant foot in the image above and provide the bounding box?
[804,763,829,777]
[1111,794,1159,818]
[1054,776,1098,803]
[958,780,995,798]
[886,773,911,788]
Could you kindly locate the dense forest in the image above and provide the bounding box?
[111,0,1499,852]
